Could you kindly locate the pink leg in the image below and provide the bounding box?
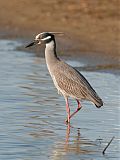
[66,99,82,123]
[65,97,70,123]
[66,123,70,144]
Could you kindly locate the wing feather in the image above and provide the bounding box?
[53,61,102,104]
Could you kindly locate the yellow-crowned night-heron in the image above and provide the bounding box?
[26,32,103,123]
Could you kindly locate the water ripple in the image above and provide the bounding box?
[0,40,119,160]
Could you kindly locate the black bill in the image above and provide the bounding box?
[25,40,38,48]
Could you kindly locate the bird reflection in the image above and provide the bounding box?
[52,125,92,159]
[65,123,71,144]
[64,124,87,154]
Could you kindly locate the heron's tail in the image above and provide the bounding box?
[89,94,103,108]
[94,97,103,108]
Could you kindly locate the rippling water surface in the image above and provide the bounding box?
[0,40,119,160]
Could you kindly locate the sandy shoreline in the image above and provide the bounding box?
[0,0,119,66]
[1,28,119,72]
[4,31,120,68]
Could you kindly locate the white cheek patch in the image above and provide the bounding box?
[41,36,51,41]
[36,34,41,39]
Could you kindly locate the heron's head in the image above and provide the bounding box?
[25,32,63,48]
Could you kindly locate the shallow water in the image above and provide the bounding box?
[0,40,119,160]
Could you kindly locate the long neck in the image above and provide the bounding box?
[45,40,59,65]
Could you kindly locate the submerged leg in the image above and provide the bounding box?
[65,97,70,123]
[65,123,70,144]
[66,99,82,123]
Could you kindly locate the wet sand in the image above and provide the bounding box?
[0,0,119,65]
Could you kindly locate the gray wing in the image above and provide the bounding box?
[53,61,103,107]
